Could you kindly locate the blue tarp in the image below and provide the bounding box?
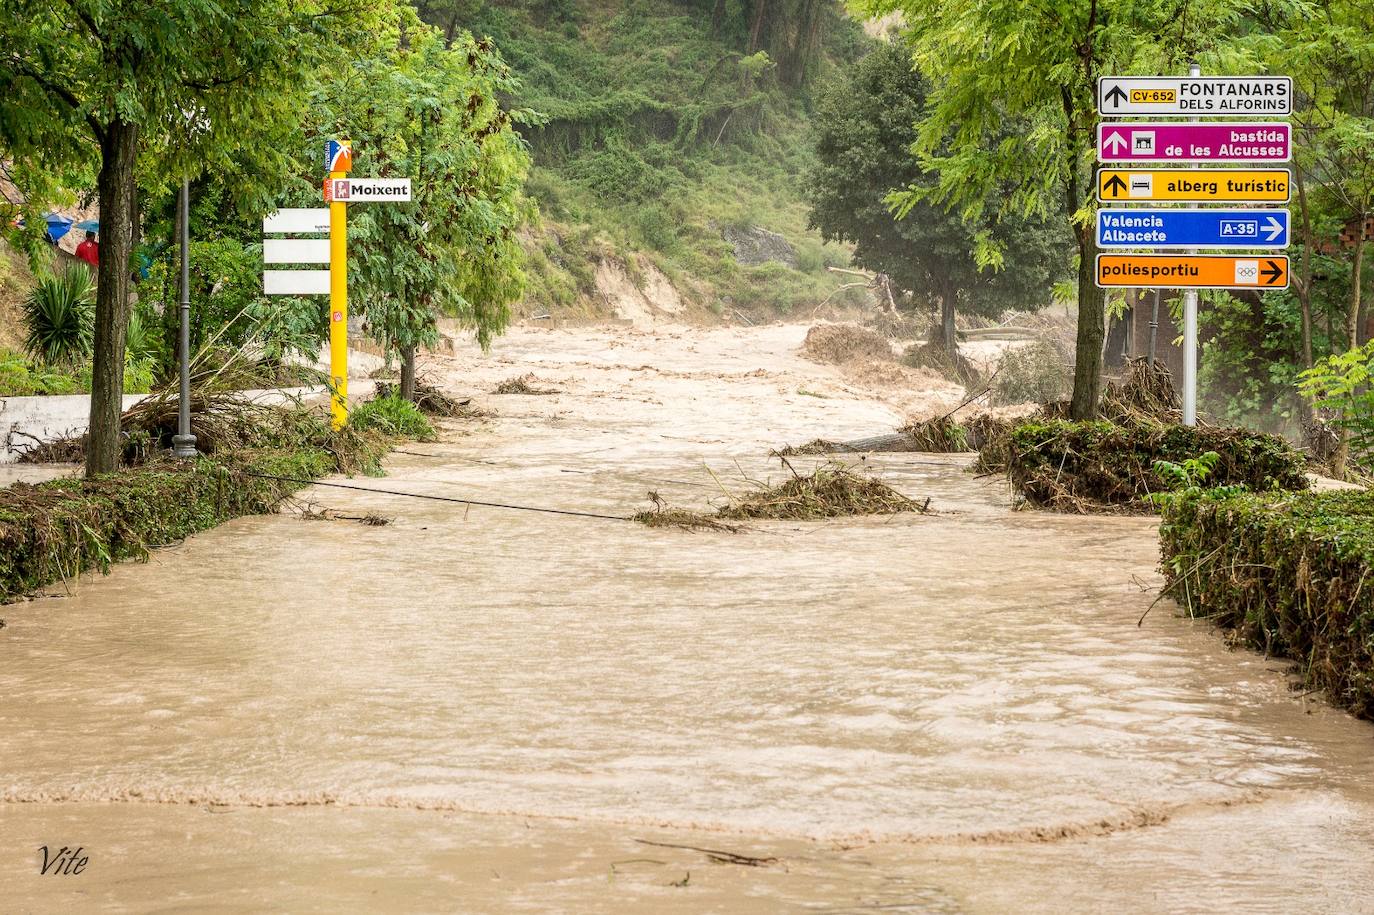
[74,219,98,233]
[43,213,73,244]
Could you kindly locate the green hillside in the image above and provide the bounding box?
[420,0,871,320]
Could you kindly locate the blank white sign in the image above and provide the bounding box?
[264,269,330,295]
[264,238,330,264]
[263,208,330,234]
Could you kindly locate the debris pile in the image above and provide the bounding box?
[801,323,895,365]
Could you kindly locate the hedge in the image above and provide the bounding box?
[999,418,1310,513]
[1159,488,1374,719]
[0,420,390,604]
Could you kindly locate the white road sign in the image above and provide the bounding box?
[263,208,330,234]
[1097,76,1291,116]
[264,269,331,295]
[325,178,412,202]
[263,238,330,264]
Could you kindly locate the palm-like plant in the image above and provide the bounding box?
[22,264,95,365]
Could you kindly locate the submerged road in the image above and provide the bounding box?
[2,324,1373,912]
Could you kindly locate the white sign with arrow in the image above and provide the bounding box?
[1097,76,1291,116]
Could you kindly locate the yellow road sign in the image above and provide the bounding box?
[1096,254,1289,289]
[1096,168,1291,203]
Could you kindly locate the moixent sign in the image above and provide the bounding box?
[1097,123,1290,163]
[324,178,412,202]
[1097,76,1291,116]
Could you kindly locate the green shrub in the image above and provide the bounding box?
[1159,487,1374,718]
[0,351,83,396]
[1000,418,1309,513]
[991,339,1071,406]
[22,264,94,364]
[349,395,436,441]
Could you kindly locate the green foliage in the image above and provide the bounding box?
[1149,451,1247,509]
[807,40,1071,317]
[416,0,868,316]
[348,395,436,441]
[1002,418,1309,513]
[1158,486,1374,718]
[22,264,94,365]
[1299,338,1374,461]
[0,351,83,396]
[295,11,531,355]
[990,339,1071,406]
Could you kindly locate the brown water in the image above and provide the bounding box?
[3,323,1373,912]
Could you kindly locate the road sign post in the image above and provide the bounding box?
[1182,63,1202,427]
[1097,65,1292,426]
[327,140,351,429]
[261,142,413,430]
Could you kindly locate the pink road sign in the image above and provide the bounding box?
[1097,122,1290,163]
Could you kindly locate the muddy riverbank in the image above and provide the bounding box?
[2,323,1372,912]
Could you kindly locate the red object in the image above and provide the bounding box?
[75,239,99,268]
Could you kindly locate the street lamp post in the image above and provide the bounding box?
[172,178,197,459]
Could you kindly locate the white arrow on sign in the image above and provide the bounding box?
[1104,131,1129,154]
[263,208,330,234]
[1263,216,1284,242]
[264,238,330,264]
[264,269,330,296]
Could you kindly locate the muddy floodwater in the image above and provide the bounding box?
[3,324,1374,912]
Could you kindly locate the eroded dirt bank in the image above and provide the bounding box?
[2,323,1373,912]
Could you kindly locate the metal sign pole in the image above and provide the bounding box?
[173,178,197,458]
[1149,288,1160,367]
[1182,62,1201,426]
[326,139,352,430]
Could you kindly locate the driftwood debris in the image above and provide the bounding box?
[634,839,778,868]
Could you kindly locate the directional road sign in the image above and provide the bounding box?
[1097,168,1291,203]
[324,178,412,202]
[263,208,330,234]
[1097,123,1289,163]
[1096,254,1289,290]
[264,269,331,295]
[1097,208,1290,249]
[1097,76,1291,116]
[263,238,331,264]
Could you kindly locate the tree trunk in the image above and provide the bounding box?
[1295,168,1314,371]
[710,0,727,35]
[1334,235,1370,479]
[747,0,767,53]
[939,292,956,356]
[85,118,139,477]
[400,344,417,402]
[1070,224,1105,420]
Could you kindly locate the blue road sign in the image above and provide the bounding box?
[1096,208,1290,249]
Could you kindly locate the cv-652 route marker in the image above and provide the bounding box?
[1096,123,1290,163]
[1097,76,1291,116]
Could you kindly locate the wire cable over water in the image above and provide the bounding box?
[235,471,634,522]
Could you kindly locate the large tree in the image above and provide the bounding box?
[0,0,387,475]
[807,39,1070,356]
[302,9,532,398]
[853,0,1260,418]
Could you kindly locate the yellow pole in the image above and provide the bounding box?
[329,171,348,429]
